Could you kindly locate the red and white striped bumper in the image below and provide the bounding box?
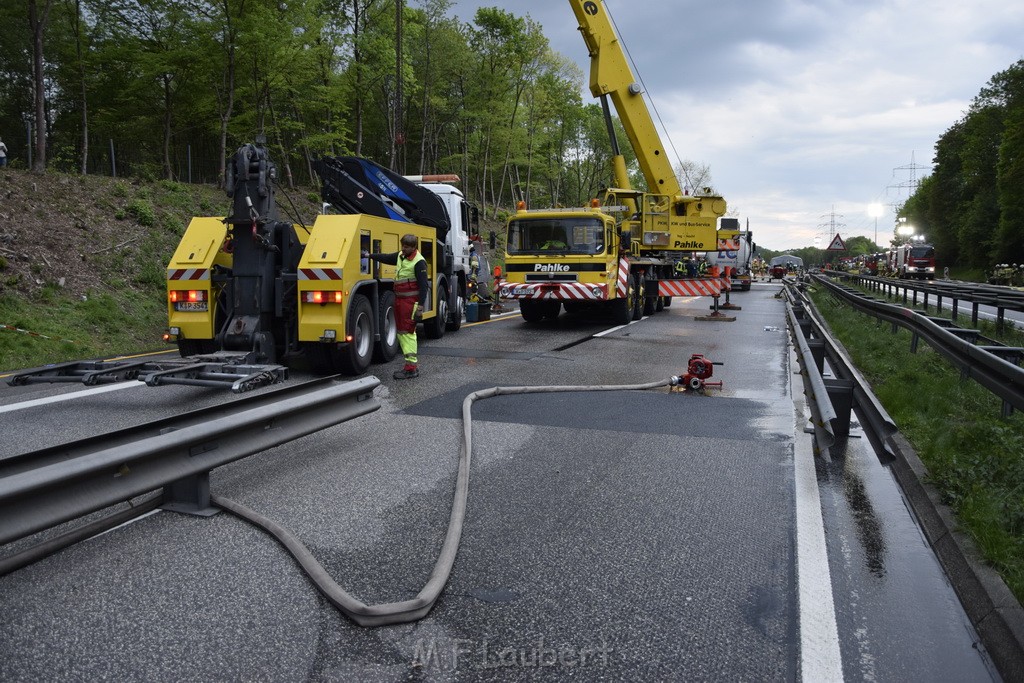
[658,278,731,297]
[500,282,609,301]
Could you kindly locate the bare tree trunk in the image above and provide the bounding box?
[162,74,174,179]
[28,0,54,174]
[68,0,89,174]
[352,0,364,156]
[267,91,294,189]
[217,3,237,188]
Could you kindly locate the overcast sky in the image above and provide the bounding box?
[447,0,1024,251]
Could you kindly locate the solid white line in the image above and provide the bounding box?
[792,371,845,680]
[0,381,143,415]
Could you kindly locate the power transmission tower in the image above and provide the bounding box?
[887,151,930,213]
[818,205,846,242]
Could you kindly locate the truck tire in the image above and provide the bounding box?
[610,298,631,325]
[662,296,672,308]
[643,284,657,316]
[541,301,561,319]
[632,274,644,320]
[305,294,374,375]
[423,281,448,339]
[519,299,545,322]
[446,281,464,332]
[373,290,399,362]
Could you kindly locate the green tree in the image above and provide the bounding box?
[996,105,1024,262]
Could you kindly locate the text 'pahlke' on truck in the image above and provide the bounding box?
[705,218,754,291]
[499,0,731,325]
[166,140,478,379]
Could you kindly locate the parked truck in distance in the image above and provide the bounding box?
[888,243,936,280]
[706,218,753,291]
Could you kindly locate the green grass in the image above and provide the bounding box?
[809,286,1024,602]
[0,288,168,372]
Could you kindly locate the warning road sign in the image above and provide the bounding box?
[826,234,846,251]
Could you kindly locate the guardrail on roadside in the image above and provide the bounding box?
[827,270,1024,330]
[811,274,1024,418]
[0,376,380,548]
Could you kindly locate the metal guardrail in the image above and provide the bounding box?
[829,270,1024,329]
[811,274,1024,417]
[0,376,380,546]
[785,285,899,459]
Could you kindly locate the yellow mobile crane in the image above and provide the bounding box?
[499,0,729,324]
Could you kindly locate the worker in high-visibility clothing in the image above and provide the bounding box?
[364,234,429,379]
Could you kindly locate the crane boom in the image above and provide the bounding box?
[568,0,725,251]
[569,0,682,199]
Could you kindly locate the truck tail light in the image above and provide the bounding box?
[302,291,344,304]
[169,290,206,303]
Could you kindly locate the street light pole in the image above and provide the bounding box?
[868,203,883,248]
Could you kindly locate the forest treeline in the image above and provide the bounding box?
[2,2,1022,268]
[0,0,646,219]
[899,60,1024,269]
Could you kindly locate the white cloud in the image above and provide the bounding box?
[453,0,1024,249]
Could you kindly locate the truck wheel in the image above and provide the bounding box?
[306,294,373,375]
[541,301,561,319]
[519,299,544,322]
[373,290,399,362]
[662,296,672,308]
[643,282,657,315]
[610,298,631,325]
[447,284,464,332]
[632,274,644,320]
[423,282,448,339]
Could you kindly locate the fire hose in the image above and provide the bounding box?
[212,378,682,627]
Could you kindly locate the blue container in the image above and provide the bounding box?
[466,302,491,322]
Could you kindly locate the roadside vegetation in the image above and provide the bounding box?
[809,283,1024,603]
[0,169,320,373]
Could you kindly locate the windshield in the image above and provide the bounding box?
[506,217,605,255]
[910,246,934,258]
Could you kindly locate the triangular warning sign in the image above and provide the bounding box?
[826,234,846,251]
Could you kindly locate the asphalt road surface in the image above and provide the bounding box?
[0,283,1001,681]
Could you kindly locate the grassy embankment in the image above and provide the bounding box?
[0,171,320,373]
[809,282,1024,603]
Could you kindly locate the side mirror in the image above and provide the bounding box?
[619,229,631,247]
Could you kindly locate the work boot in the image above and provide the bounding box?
[393,366,419,380]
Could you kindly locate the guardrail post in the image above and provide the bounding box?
[824,378,854,435]
[808,338,826,374]
[162,473,218,516]
[910,332,920,353]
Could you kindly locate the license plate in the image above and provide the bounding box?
[174,302,208,312]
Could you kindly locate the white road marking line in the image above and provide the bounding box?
[791,347,844,681]
[0,381,143,415]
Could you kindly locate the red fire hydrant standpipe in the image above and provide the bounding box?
[670,354,724,393]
